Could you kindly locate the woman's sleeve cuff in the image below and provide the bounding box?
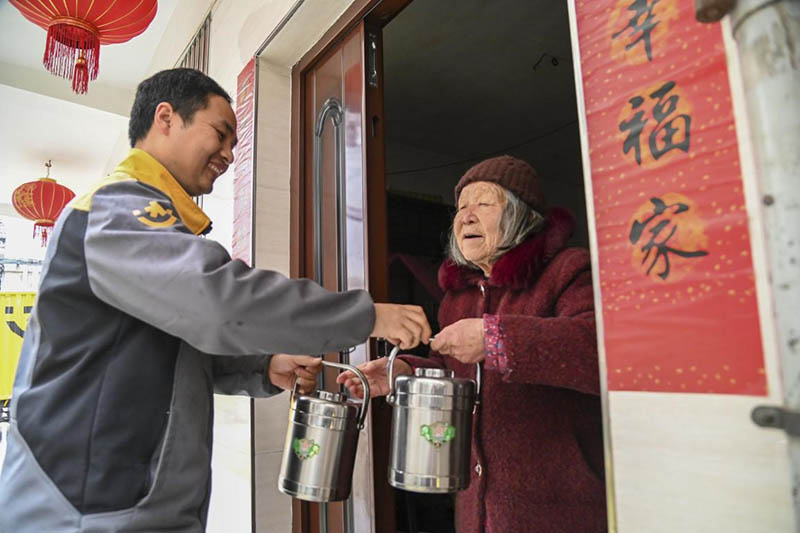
[483,313,510,376]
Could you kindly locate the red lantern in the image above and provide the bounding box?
[9,0,158,94]
[12,161,76,247]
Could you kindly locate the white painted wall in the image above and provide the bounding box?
[610,393,792,532]
[251,58,294,533]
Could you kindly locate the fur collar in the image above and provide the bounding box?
[438,207,575,291]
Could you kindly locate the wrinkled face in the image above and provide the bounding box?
[163,95,237,196]
[454,181,507,274]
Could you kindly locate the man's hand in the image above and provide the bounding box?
[268,354,322,393]
[371,303,432,350]
[336,357,413,399]
[430,318,485,364]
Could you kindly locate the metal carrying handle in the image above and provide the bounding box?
[386,343,482,410]
[324,360,370,430]
[291,359,371,430]
[386,345,401,404]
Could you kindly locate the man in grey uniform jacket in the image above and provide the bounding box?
[0,68,431,532]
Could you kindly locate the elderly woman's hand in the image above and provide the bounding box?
[430,318,485,364]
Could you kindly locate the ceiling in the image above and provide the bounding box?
[382,0,584,205]
[0,0,179,224]
[384,0,577,157]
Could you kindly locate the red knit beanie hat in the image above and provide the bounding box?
[454,155,545,211]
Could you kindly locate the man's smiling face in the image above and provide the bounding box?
[162,94,238,196]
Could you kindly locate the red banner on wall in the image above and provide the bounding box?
[574,0,766,394]
[232,57,256,266]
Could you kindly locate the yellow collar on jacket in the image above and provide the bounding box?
[114,148,212,236]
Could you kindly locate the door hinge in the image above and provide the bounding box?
[751,405,800,437]
[367,30,379,89]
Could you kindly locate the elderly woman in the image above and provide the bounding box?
[339,155,606,532]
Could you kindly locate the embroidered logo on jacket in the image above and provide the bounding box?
[133,201,177,228]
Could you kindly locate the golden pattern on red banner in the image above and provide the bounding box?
[575,0,767,394]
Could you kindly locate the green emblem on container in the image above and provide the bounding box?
[293,438,320,460]
[421,421,456,447]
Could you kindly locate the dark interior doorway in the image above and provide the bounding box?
[380,1,587,531]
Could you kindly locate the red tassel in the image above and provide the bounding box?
[43,20,99,95]
[73,55,89,94]
[34,224,50,247]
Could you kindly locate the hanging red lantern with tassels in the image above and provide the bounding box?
[9,0,158,94]
[12,161,76,247]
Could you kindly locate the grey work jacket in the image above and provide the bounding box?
[0,149,374,532]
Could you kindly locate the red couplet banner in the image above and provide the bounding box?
[574,0,767,394]
[232,58,256,266]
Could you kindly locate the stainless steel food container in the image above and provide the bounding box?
[386,346,480,493]
[278,360,370,502]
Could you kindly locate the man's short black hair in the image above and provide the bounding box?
[128,68,232,147]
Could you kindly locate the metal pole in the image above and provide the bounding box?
[313,97,350,533]
[727,0,800,525]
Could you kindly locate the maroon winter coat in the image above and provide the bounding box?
[402,208,607,532]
